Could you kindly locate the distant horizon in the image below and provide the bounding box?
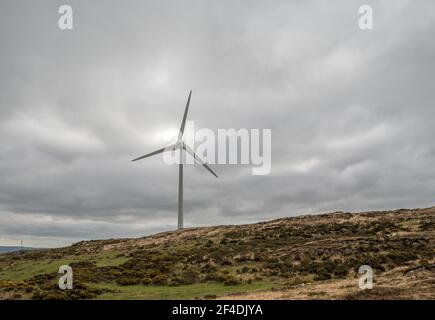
[2,203,434,248]
[0,245,43,253]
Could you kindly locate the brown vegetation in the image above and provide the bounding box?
[0,206,433,299]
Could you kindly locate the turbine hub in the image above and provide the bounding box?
[175,140,184,149]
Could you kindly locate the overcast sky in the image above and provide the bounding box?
[1,0,434,247]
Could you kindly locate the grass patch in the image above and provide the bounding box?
[93,281,275,300]
[0,256,86,281]
[94,251,129,267]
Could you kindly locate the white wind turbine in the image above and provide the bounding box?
[132,90,218,229]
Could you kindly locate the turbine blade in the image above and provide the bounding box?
[131,147,166,162]
[184,144,218,178]
[179,90,192,138]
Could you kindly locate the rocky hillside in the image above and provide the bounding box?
[0,207,434,300]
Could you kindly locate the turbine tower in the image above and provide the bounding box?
[132,90,218,229]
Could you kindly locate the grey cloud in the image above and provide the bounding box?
[1,0,434,247]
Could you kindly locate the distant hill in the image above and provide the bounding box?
[0,246,39,254]
[0,207,433,300]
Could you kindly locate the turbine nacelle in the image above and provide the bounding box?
[175,140,184,150]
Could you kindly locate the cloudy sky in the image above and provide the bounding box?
[1,0,434,247]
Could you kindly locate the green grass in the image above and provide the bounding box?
[93,281,275,300]
[94,251,129,267]
[0,250,128,281]
[0,256,86,281]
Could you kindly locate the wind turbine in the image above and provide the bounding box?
[132,90,218,230]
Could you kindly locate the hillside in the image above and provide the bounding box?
[0,207,434,300]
